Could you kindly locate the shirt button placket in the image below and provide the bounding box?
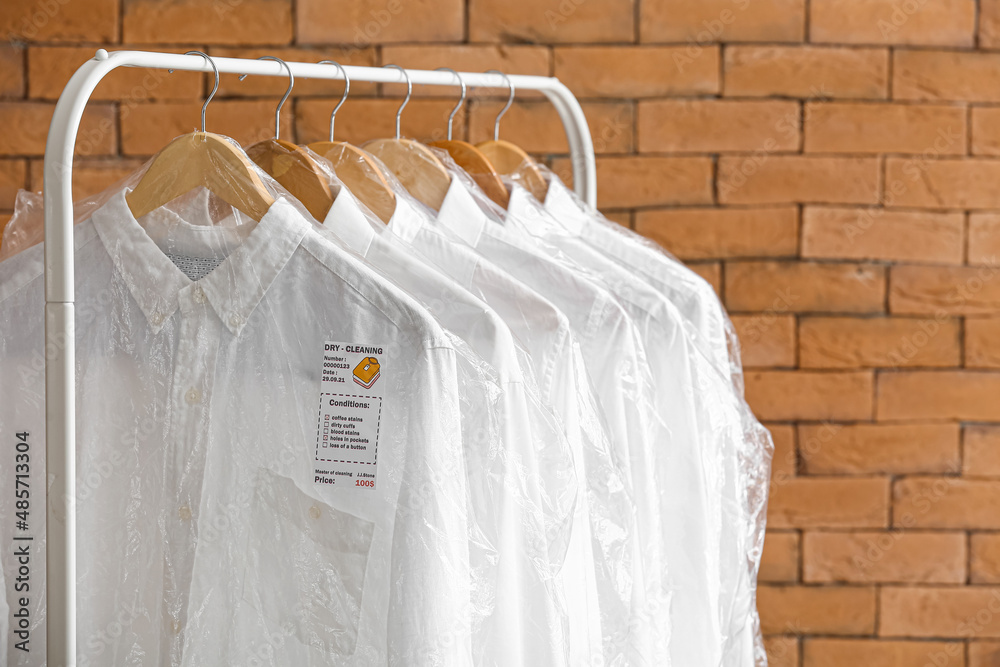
[165,288,220,663]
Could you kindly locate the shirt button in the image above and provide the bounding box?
[150,311,164,326]
[309,505,322,520]
[178,505,192,521]
[193,286,206,304]
[185,387,202,405]
[171,619,182,635]
[228,313,244,328]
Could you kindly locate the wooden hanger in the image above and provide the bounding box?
[307,61,397,224]
[475,69,549,203]
[127,51,275,222]
[363,65,452,212]
[427,67,509,208]
[240,56,334,221]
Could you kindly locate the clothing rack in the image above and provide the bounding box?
[41,48,596,665]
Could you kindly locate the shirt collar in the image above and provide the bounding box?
[434,177,490,248]
[385,192,429,244]
[505,184,564,237]
[542,176,590,236]
[91,188,310,335]
[321,185,376,257]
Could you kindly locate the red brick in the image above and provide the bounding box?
[761,531,800,583]
[983,0,1000,48]
[971,642,1000,667]
[766,636,800,667]
[549,156,713,209]
[640,0,806,43]
[880,586,1000,637]
[802,207,963,264]
[729,314,796,368]
[750,369,862,420]
[810,0,975,46]
[972,108,1000,157]
[799,423,960,474]
[718,156,880,205]
[767,477,889,529]
[971,534,1000,584]
[803,531,966,583]
[804,639,963,667]
[970,214,1000,265]
[0,102,115,157]
[0,0,118,42]
[965,426,1000,477]
[468,101,633,155]
[208,46,378,99]
[469,0,633,43]
[894,477,1000,529]
[122,100,295,156]
[0,45,23,99]
[123,0,292,44]
[894,50,1000,102]
[554,46,719,98]
[758,585,876,635]
[724,46,888,99]
[29,157,146,201]
[639,100,799,153]
[804,102,966,155]
[635,206,798,260]
[880,372,1000,421]
[890,265,1000,316]
[967,318,1000,369]
[725,262,886,314]
[0,160,26,210]
[769,423,798,478]
[799,316,961,369]
[29,46,201,103]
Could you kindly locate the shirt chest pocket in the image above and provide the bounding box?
[242,469,375,658]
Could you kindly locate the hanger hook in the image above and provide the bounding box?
[183,50,219,133]
[239,56,293,141]
[318,60,350,142]
[383,64,410,140]
[485,69,514,142]
[435,67,465,142]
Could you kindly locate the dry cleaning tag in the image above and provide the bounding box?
[315,342,384,490]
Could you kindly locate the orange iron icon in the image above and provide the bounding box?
[353,357,380,389]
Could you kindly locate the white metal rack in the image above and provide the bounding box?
[41,49,596,665]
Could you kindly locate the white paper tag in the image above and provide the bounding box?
[315,341,384,490]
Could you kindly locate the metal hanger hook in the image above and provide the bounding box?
[383,64,410,140]
[180,51,219,133]
[239,56,293,141]
[435,67,465,142]
[485,69,514,142]
[318,60,350,142]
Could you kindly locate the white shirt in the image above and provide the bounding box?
[382,191,637,667]
[509,184,743,666]
[0,188,474,666]
[404,176,667,666]
[316,185,578,666]
[543,177,773,666]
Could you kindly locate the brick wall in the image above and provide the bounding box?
[2,0,1000,665]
